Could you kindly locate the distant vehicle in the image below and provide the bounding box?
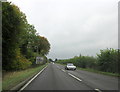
[65,63,76,70]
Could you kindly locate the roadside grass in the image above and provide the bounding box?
[2,63,48,90]
[57,63,120,77]
[77,67,120,77]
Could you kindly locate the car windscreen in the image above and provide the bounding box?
[67,64,73,66]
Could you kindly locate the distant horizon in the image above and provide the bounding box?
[48,47,118,60]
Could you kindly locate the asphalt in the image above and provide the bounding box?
[56,63,119,90]
[22,63,119,91]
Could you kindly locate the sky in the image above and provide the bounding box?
[8,0,119,60]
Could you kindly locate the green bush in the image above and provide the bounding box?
[57,48,119,74]
[10,48,32,70]
[97,48,118,73]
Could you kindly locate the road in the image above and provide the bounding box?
[22,63,119,91]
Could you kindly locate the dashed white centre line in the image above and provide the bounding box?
[61,69,66,72]
[94,89,102,92]
[68,73,82,82]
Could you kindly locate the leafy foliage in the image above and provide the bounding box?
[2,2,26,70]
[2,2,50,70]
[97,48,118,73]
[57,56,97,69]
[57,48,119,74]
[10,48,32,70]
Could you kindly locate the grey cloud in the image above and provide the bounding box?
[9,0,118,60]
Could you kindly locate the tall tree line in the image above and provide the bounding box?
[2,2,50,70]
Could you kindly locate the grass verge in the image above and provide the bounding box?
[2,63,47,90]
[57,63,120,77]
[77,67,120,77]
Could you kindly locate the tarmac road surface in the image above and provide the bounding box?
[23,63,119,91]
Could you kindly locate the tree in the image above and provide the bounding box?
[2,2,29,70]
[49,59,53,62]
[55,58,57,62]
[2,2,51,70]
[36,36,50,56]
[20,24,37,57]
[97,48,118,73]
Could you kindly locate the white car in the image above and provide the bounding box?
[65,63,76,70]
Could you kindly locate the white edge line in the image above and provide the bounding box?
[68,73,82,82]
[18,65,48,92]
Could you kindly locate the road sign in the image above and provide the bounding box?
[36,57,44,64]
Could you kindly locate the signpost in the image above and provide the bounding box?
[36,57,44,64]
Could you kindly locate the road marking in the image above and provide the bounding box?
[18,65,48,92]
[61,69,66,72]
[94,89,102,92]
[68,73,82,82]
